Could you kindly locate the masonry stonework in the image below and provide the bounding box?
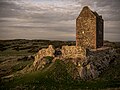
[61,46,86,58]
[33,45,55,66]
[76,6,104,49]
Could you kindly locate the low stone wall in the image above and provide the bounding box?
[61,46,86,58]
[88,47,111,56]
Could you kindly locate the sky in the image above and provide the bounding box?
[0,0,120,41]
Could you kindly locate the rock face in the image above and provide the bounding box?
[76,48,116,80]
[76,6,104,49]
[62,46,86,58]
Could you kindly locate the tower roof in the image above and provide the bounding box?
[77,6,102,19]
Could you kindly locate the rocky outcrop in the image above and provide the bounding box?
[76,48,117,80]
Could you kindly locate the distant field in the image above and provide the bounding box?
[0,39,76,54]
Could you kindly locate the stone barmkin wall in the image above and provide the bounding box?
[33,45,86,67]
[62,46,86,58]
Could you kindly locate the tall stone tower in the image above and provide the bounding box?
[76,6,104,49]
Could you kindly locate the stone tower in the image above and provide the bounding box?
[76,6,104,49]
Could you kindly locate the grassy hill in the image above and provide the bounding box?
[0,39,120,90]
[1,57,120,90]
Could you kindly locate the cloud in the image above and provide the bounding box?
[0,0,120,41]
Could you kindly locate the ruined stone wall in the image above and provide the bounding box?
[33,45,55,66]
[33,45,87,67]
[61,46,86,58]
[88,47,110,56]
